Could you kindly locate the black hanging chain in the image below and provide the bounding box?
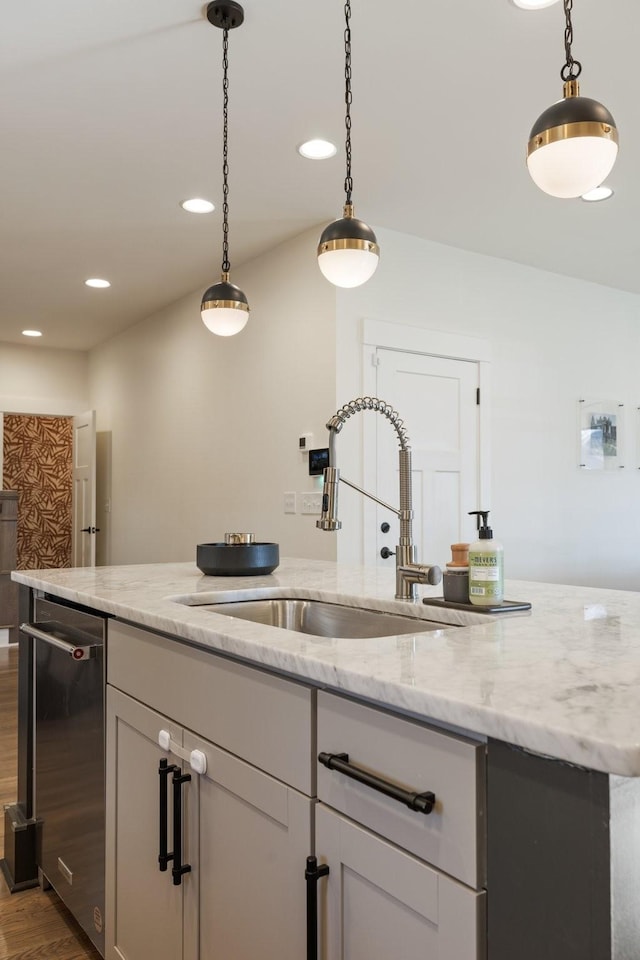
[560,0,582,82]
[221,24,231,275]
[344,0,353,204]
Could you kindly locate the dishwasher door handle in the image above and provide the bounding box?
[20,623,98,660]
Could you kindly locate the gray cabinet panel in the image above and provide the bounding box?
[185,728,312,960]
[318,690,485,888]
[109,620,314,794]
[105,688,184,960]
[316,804,485,960]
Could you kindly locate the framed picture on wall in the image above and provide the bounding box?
[578,399,624,471]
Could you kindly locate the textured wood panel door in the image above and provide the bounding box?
[2,414,73,568]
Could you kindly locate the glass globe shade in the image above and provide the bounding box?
[317,247,379,288]
[201,306,249,336]
[527,136,618,199]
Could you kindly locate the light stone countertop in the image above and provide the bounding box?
[12,557,640,777]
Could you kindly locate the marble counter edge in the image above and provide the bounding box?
[11,565,640,778]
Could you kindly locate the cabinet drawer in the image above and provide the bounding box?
[317,691,485,889]
[108,620,314,795]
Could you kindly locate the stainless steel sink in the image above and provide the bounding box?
[202,598,446,639]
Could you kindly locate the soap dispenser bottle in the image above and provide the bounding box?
[468,510,504,606]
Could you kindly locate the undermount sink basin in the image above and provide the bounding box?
[199,598,447,639]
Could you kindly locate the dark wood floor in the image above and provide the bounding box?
[0,644,102,960]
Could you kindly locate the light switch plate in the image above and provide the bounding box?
[300,492,322,515]
[283,492,296,514]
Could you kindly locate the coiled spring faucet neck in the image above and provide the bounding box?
[327,397,411,449]
[317,397,442,601]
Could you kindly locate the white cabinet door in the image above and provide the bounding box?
[184,728,313,960]
[315,804,485,960]
[106,687,186,960]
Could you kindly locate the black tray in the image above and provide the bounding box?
[423,597,531,614]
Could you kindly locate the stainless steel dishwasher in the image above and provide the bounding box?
[22,596,107,957]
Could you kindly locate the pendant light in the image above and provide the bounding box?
[527,0,618,199]
[201,2,249,336]
[317,0,379,288]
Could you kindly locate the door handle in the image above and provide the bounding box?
[305,856,329,960]
[158,758,179,872]
[80,526,100,534]
[318,751,436,815]
[20,623,97,660]
[171,768,192,885]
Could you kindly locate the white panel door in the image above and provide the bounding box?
[72,410,96,566]
[374,350,480,570]
[315,804,484,960]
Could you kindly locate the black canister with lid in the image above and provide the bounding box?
[442,542,470,604]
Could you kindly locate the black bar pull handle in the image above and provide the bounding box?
[318,751,436,815]
[171,768,192,885]
[305,856,329,960]
[158,758,179,871]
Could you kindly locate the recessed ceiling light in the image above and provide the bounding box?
[85,278,111,288]
[581,185,614,202]
[511,0,560,8]
[298,139,338,160]
[22,329,42,337]
[181,198,215,214]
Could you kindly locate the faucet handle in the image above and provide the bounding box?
[423,564,442,586]
[316,466,342,531]
[395,562,442,600]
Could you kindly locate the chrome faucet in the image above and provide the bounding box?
[316,397,442,600]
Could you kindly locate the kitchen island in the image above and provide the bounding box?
[10,558,640,960]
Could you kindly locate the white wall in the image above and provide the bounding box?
[0,342,89,487]
[336,227,640,590]
[89,227,337,565]
[0,342,89,414]
[7,227,639,590]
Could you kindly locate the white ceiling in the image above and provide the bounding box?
[1,0,636,351]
